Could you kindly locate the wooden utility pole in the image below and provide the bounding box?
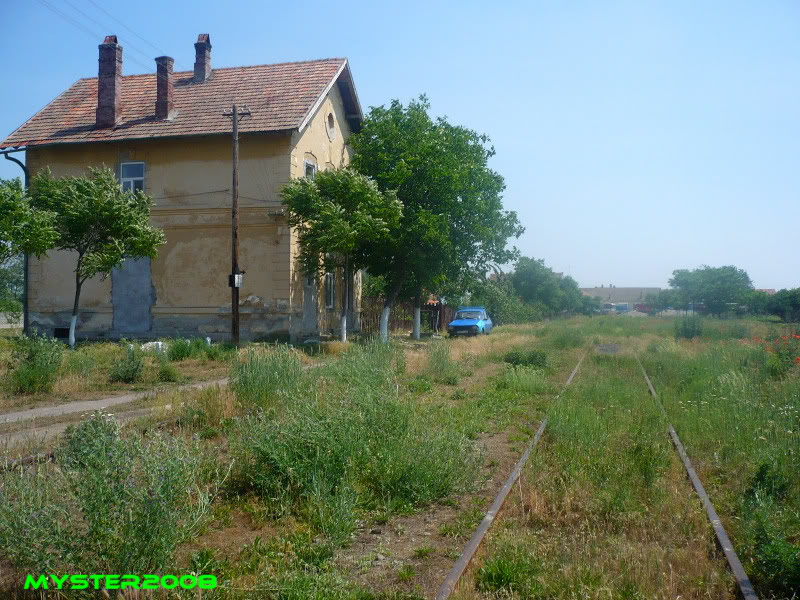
[223,103,251,345]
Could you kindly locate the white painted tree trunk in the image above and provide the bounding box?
[379,306,391,342]
[68,314,78,349]
[340,262,350,343]
[412,305,421,340]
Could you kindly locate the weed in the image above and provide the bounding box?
[475,543,541,595]
[675,316,703,339]
[231,345,305,408]
[109,345,144,383]
[407,375,433,394]
[503,348,548,368]
[157,359,183,383]
[550,328,584,349]
[426,340,461,384]
[439,507,483,538]
[8,333,64,394]
[413,544,435,559]
[396,564,416,581]
[0,413,221,575]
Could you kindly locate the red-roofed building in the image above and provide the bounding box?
[1,34,363,341]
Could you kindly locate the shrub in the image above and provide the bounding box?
[675,316,704,340]
[157,360,182,383]
[167,338,194,362]
[0,297,22,327]
[503,348,548,368]
[109,346,144,383]
[0,413,218,575]
[9,332,64,394]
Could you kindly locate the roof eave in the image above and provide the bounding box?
[296,59,362,135]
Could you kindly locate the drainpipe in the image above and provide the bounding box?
[3,149,30,335]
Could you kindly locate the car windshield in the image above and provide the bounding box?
[455,311,482,320]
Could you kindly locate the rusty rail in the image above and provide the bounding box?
[636,357,758,600]
[435,354,585,600]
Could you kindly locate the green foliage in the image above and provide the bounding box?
[30,167,165,346]
[0,178,58,263]
[768,287,800,322]
[550,328,585,349]
[9,332,64,393]
[503,348,548,368]
[674,316,704,340]
[109,345,144,383]
[469,277,541,325]
[281,168,402,280]
[669,265,753,316]
[349,95,523,314]
[0,296,21,327]
[0,413,217,575]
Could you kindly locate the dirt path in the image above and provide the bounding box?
[0,378,228,425]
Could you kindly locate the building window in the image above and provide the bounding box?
[120,161,145,192]
[324,271,335,309]
[304,160,317,179]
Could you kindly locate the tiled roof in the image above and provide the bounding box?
[1,58,358,148]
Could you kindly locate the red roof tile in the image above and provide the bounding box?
[1,58,358,148]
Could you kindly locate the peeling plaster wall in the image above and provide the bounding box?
[26,133,296,341]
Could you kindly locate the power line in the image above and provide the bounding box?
[82,0,171,58]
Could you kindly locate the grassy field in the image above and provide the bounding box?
[0,316,796,598]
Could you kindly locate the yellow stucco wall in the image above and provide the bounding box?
[25,83,361,340]
[26,133,296,338]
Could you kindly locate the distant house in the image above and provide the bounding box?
[756,289,777,295]
[1,34,363,341]
[579,287,661,305]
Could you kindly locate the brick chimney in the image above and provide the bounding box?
[155,56,174,120]
[96,35,122,128]
[193,34,212,83]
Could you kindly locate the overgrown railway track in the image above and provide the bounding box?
[436,347,760,600]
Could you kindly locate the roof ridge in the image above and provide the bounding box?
[75,58,347,81]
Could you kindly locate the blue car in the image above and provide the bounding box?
[447,306,493,336]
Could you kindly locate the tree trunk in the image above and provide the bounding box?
[69,271,83,349]
[412,293,421,340]
[379,280,403,342]
[340,261,349,343]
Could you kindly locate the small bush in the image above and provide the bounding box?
[675,316,704,340]
[427,340,461,384]
[503,348,548,368]
[109,346,144,383]
[9,333,64,394]
[157,360,182,383]
[167,338,194,362]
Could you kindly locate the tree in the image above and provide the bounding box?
[349,96,523,340]
[30,168,165,347]
[769,288,800,322]
[0,178,58,263]
[668,265,753,317]
[281,168,402,342]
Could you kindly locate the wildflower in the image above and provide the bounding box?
[795,357,800,365]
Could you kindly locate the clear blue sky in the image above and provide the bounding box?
[2,1,798,289]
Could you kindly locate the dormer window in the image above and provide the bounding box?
[120,161,145,192]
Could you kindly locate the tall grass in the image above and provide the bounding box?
[230,345,306,408]
[230,341,481,546]
[8,333,64,394]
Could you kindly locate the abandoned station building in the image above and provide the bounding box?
[0,34,363,341]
